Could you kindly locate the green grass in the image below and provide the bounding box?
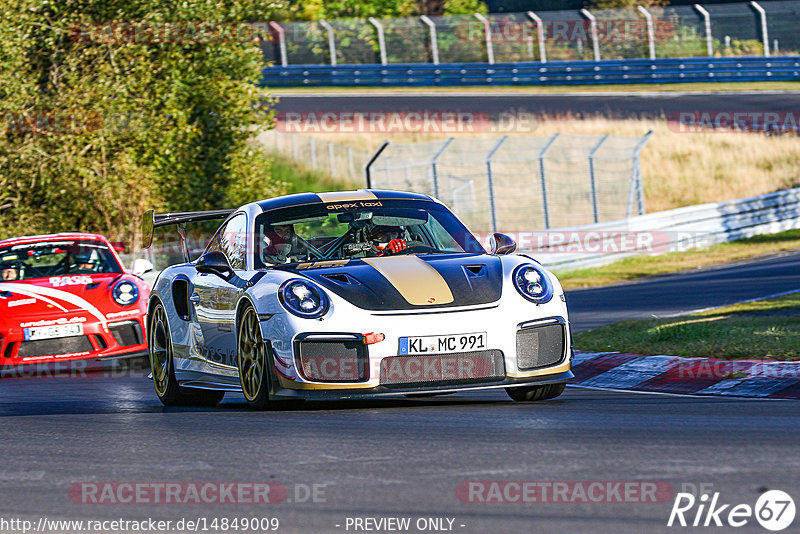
[271,153,358,195]
[574,292,800,360]
[557,229,800,290]
[271,81,800,95]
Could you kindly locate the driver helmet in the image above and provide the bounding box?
[368,225,404,244]
[262,224,296,262]
[73,249,98,270]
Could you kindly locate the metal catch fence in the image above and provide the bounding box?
[261,1,797,67]
[365,133,652,232]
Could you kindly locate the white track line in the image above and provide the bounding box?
[661,288,800,319]
[568,384,795,401]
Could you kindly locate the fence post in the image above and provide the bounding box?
[694,5,713,57]
[474,13,495,64]
[588,134,609,224]
[328,142,336,175]
[637,6,656,60]
[485,136,508,233]
[348,147,355,179]
[580,9,601,61]
[420,15,440,65]
[365,141,390,188]
[629,131,653,217]
[430,138,455,199]
[269,22,288,66]
[291,133,298,160]
[526,11,547,63]
[538,134,559,229]
[310,137,317,169]
[368,17,388,65]
[750,1,770,57]
[319,20,337,66]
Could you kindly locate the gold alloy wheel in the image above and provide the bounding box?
[238,306,267,403]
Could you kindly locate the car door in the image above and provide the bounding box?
[191,213,248,369]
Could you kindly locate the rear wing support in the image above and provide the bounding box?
[141,208,235,263]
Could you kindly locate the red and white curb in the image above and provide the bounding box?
[571,351,800,398]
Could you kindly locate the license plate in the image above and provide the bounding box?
[24,323,83,341]
[399,332,487,355]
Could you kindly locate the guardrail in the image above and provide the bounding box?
[261,56,800,87]
[525,186,800,271]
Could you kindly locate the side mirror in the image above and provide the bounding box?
[196,251,234,280]
[489,233,517,255]
[132,259,154,278]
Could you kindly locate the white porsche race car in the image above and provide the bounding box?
[142,190,573,408]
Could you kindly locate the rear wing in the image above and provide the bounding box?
[141,208,235,261]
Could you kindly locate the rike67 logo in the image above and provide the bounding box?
[668,490,795,531]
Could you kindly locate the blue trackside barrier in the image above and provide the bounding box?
[261,56,800,87]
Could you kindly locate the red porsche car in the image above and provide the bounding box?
[0,233,152,371]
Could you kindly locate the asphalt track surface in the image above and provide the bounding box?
[567,250,800,332]
[2,252,799,533]
[274,91,800,120]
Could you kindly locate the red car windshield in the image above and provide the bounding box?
[0,240,122,281]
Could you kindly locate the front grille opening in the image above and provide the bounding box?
[296,339,368,383]
[380,350,506,387]
[18,336,94,358]
[516,323,566,371]
[3,341,16,359]
[93,334,108,350]
[109,321,143,347]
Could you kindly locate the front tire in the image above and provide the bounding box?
[149,302,224,407]
[506,383,565,402]
[237,305,271,410]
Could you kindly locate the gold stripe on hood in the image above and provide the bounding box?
[362,256,454,306]
[317,191,377,202]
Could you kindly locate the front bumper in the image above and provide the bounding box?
[270,370,573,400]
[0,316,148,367]
[263,295,572,396]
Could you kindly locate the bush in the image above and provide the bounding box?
[0,0,283,247]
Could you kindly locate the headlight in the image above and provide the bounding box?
[279,279,329,319]
[513,264,553,304]
[112,280,139,306]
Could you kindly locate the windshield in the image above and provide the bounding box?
[254,199,483,268]
[0,240,122,281]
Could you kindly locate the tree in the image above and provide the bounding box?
[0,0,283,244]
[443,0,488,15]
[285,0,489,20]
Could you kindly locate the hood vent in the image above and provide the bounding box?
[85,282,101,290]
[323,273,358,285]
[463,265,486,276]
